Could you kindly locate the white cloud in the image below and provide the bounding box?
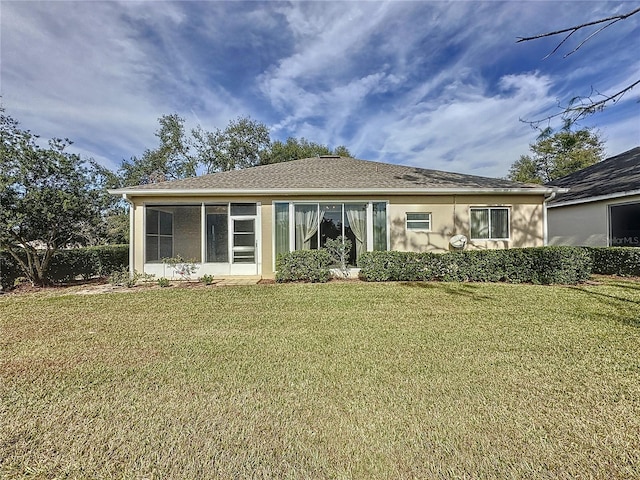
[1,0,636,178]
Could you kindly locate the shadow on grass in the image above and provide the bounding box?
[568,284,640,328]
[399,281,494,300]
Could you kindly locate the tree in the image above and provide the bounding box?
[261,137,353,165]
[518,6,640,127]
[507,127,605,184]
[192,116,271,173]
[0,109,103,285]
[119,114,196,186]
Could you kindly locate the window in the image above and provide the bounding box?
[406,212,431,231]
[146,208,173,262]
[276,201,386,266]
[274,203,290,258]
[373,202,388,251]
[145,205,202,263]
[609,202,640,246]
[470,207,509,240]
[206,205,228,262]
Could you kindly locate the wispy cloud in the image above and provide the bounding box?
[1,1,637,176]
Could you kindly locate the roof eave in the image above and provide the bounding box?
[109,187,561,197]
[547,189,640,208]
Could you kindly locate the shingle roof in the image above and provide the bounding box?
[112,156,549,195]
[547,147,640,205]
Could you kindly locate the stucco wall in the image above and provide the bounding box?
[547,194,640,246]
[128,193,545,278]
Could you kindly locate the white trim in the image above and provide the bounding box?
[546,189,640,208]
[110,186,560,197]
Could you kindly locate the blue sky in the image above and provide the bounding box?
[1,1,639,178]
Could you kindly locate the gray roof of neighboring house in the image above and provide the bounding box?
[111,156,553,196]
[547,147,640,205]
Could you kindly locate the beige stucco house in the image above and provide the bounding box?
[110,156,561,279]
[547,147,640,247]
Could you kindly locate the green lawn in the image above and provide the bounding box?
[1,279,639,479]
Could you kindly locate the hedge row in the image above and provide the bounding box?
[275,250,332,283]
[357,247,594,285]
[585,247,640,277]
[0,244,129,289]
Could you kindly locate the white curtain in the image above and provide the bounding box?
[295,205,325,250]
[345,204,367,259]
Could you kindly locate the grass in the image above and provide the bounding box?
[1,279,640,479]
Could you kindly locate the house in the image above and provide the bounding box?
[109,156,561,278]
[546,147,640,247]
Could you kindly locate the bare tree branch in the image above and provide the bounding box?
[516,7,640,43]
[521,79,640,128]
[517,6,640,128]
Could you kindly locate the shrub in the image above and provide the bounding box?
[324,236,352,278]
[108,267,139,288]
[2,244,129,286]
[157,277,170,287]
[586,247,640,276]
[527,247,592,285]
[358,247,592,285]
[162,256,198,280]
[0,251,21,291]
[48,244,129,283]
[276,250,332,283]
[199,274,215,285]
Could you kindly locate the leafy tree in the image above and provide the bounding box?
[119,114,196,186]
[90,160,129,244]
[507,127,605,184]
[192,116,270,173]
[261,137,353,164]
[518,6,640,126]
[0,109,103,285]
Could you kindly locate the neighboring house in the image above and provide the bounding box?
[546,147,640,247]
[110,156,561,278]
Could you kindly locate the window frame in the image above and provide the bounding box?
[272,200,389,270]
[405,212,432,231]
[145,207,174,263]
[470,207,510,241]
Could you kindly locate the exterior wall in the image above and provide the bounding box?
[387,194,544,252]
[128,193,546,279]
[547,194,640,246]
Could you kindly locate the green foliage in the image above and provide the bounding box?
[157,277,171,288]
[0,108,105,285]
[118,114,196,186]
[47,245,130,283]
[199,274,215,285]
[324,236,352,278]
[507,127,605,183]
[0,250,21,291]
[108,267,139,288]
[586,247,640,276]
[261,137,353,164]
[192,116,271,173]
[276,250,332,283]
[358,247,592,285]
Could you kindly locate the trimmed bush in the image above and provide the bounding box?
[47,245,129,283]
[358,247,592,285]
[1,245,129,287]
[276,250,332,283]
[586,247,640,276]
